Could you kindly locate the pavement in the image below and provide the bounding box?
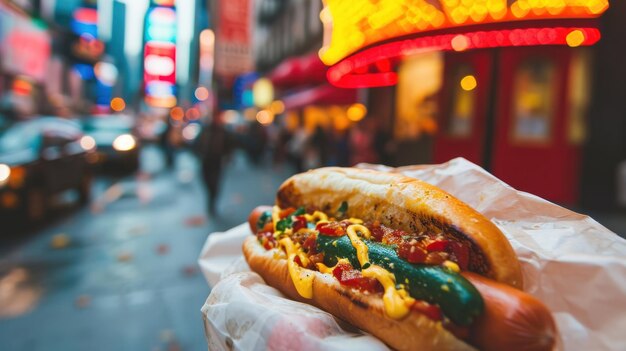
[0,146,624,351]
[0,145,294,351]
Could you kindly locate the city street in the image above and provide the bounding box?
[0,145,294,351]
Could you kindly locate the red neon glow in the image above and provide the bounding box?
[73,8,98,24]
[5,30,51,82]
[144,42,176,86]
[12,78,33,96]
[328,27,600,88]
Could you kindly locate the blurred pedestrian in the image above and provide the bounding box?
[245,122,268,165]
[374,121,395,166]
[349,119,378,165]
[273,126,292,165]
[199,116,230,216]
[331,129,351,167]
[160,120,175,169]
[310,125,330,166]
[287,127,309,173]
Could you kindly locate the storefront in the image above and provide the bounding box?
[320,0,609,205]
[0,2,52,117]
[265,52,360,133]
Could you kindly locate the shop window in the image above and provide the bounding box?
[447,65,476,138]
[511,58,556,144]
[395,52,443,139]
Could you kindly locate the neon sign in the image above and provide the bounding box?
[320,0,609,66]
[144,42,176,87]
[145,6,177,43]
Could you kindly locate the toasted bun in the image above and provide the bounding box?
[276,167,522,289]
[243,236,476,351]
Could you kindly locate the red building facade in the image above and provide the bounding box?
[321,0,621,207]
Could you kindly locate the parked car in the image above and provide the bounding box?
[0,117,93,222]
[81,115,140,172]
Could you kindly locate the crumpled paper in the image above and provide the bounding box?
[199,158,626,351]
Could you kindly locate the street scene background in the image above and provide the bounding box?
[1,0,625,350]
[1,146,293,350]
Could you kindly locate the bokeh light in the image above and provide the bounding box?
[112,134,136,151]
[451,35,470,51]
[223,110,240,124]
[256,109,274,125]
[80,136,96,150]
[185,107,200,120]
[195,86,210,101]
[253,78,274,107]
[110,97,126,112]
[182,124,201,141]
[0,164,10,185]
[170,107,184,121]
[566,29,585,47]
[269,100,285,114]
[346,103,367,122]
[460,75,477,91]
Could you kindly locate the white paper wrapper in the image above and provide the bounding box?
[199,158,626,351]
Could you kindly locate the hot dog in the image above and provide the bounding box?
[243,167,557,351]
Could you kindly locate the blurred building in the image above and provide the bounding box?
[0,0,97,118]
[313,0,625,209]
[241,0,365,144]
[95,0,207,114]
[210,1,624,210]
[0,0,211,121]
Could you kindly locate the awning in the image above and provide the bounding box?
[282,84,357,110]
[268,53,327,87]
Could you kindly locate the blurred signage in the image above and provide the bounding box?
[143,3,177,108]
[71,7,103,63]
[145,6,177,43]
[71,33,105,63]
[73,63,95,80]
[151,0,175,7]
[146,81,176,97]
[71,7,97,37]
[144,42,176,87]
[320,0,610,65]
[2,15,51,82]
[214,0,254,77]
[198,29,214,89]
[233,72,258,108]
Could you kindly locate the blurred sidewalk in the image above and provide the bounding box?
[0,145,294,351]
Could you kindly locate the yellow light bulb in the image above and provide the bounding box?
[566,29,585,47]
[460,75,477,91]
[347,103,367,122]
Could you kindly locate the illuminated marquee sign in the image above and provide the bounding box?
[321,0,608,65]
[320,0,609,88]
